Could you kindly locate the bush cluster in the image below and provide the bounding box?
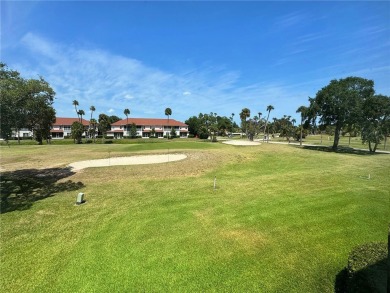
[199,132,209,139]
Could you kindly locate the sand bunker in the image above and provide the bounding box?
[222,140,261,146]
[69,154,187,171]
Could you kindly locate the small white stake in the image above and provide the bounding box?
[368,174,370,180]
[214,176,217,190]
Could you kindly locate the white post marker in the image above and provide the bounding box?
[214,176,217,190]
[76,192,85,205]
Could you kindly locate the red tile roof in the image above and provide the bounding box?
[54,117,89,126]
[112,118,187,127]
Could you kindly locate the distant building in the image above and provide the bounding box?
[50,117,89,139]
[11,128,33,140]
[110,118,189,139]
[9,117,89,140]
[7,117,189,140]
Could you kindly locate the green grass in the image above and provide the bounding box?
[1,142,389,292]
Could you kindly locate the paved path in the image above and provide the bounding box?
[222,140,261,146]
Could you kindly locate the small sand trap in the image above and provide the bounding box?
[222,140,261,146]
[69,154,187,171]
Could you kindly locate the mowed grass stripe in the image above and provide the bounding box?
[1,143,388,292]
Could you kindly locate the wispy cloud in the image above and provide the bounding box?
[21,33,61,60]
[357,25,388,36]
[292,33,327,47]
[13,32,376,122]
[273,11,307,31]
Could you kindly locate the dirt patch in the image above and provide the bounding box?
[220,229,268,253]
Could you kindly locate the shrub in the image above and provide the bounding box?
[199,132,209,139]
[346,242,387,293]
[104,140,113,144]
[294,128,308,141]
[85,139,93,144]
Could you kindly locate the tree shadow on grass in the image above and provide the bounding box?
[0,167,84,214]
[300,145,387,156]
[334,258,387,293]
[334,268,348,293]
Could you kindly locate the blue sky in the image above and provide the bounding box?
[2,1,389,123]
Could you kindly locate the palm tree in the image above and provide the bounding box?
[90,106,95,121]
[165,107,172,139]
[77,109,85,141]
[73,100,79,120]
[292,118,296,126]
[89,118,97,143]
[230,113,235,134]
[89,105,95,140]
[239,108,250,138]
[296,106,308,146]
[78,109,85,123]
[124,108,130,136]
[264,105,274,142]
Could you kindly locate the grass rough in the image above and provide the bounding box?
[1,142,389,292]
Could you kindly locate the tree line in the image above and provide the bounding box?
[185,77,389,153]
[1,63,389,152]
